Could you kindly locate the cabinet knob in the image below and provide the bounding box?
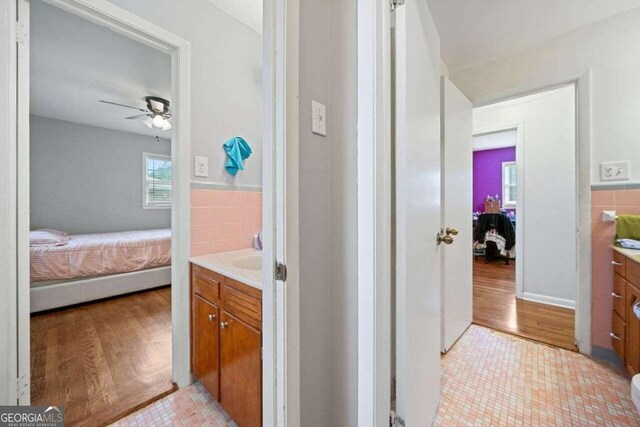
[208,313,216,322]
[220,321,229,330]
[612,292,623,299]
[612,261,624,266]
[610,332,622,341]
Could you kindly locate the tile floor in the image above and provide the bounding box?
[110,382,233,427]
[112,325,640,426]
[435,325,640,426]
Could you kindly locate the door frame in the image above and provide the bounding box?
[5,0,300,423]
[472,75,592,354]
[357,0,392,425]
[472,122,525,299]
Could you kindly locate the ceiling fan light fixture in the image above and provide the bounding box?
[143,117,154,128]
[152,114,165,128]
[162,121,172,131]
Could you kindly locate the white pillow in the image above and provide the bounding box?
[30,229,69,246]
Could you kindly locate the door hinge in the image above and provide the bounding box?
[17,375,28,400]
[390,0,405,12]
[390,411,405,427]
[275,262,287,282]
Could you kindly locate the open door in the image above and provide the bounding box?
[393,0,442,424]
[440,77,473,352]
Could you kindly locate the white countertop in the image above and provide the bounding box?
[190,248,263,290]
[613,245,640,264]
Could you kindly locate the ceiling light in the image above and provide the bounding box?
[162,121,172,131]
[143,117,153,128]
[152,115,165,128]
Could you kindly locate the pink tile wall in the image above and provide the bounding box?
[591,189,640,349]
[191,189,262,256]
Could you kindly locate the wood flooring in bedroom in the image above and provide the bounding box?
[31,286,175,427]
[473,258,577,351]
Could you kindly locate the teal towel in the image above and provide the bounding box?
[223,137,252,176]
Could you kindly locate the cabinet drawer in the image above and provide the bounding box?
[614,251,627,277]
[613,273,627,319]
[612,311,625,362]
[192,265,221,304]
[626,257,640,287]
[222,281,262,331]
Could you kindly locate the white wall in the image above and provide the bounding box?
[450,7,640,184]
[474,86,576,306]
[107,0,263,188]
[30,116,171,234]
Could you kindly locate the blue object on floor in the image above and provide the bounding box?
[223,137,252,176]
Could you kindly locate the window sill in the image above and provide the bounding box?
[142,205,172,210]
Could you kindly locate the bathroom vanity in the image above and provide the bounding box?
[612,247,640,376]
[190,249,262,427]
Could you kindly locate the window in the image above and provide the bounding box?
[502,161,517,208]
[143,153,172,208]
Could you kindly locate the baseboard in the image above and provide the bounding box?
[522,292,575,309]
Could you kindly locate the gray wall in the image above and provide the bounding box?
[30,115,171,234]
[299,0,358,425]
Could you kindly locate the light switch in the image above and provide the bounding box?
[312,100,326,137]
[600,161,630,182]
[194,156,209,178]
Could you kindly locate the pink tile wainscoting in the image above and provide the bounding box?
[190,189,262,256]
[591,188,640,349]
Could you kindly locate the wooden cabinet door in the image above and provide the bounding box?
[192,295,220,400]
[626,283,640,376]
[220,311,262,427]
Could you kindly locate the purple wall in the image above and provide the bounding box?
[473,147,516,213]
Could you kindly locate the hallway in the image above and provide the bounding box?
[473,258,577,351]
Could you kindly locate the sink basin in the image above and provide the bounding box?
[231,255,262,271]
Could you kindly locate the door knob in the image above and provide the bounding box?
[437,231,454,245]
[446,227,459,236]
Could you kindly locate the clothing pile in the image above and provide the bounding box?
[473,213,516,258]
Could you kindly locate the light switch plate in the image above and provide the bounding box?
[194,156,209,178]
[600,161,630,182]
[312,100,326,136]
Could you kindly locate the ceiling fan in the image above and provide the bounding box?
[99,96,172,131]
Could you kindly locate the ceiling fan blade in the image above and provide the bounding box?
[126,114,151,120]
[99,100,147,112]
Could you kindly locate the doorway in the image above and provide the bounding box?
[470,85,578,351]
[9,1,300,427]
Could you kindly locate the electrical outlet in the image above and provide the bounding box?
[194,156,209,178]
[312,100,326,137]
[600,161,630,182]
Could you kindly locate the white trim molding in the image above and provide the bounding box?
[522,292,576,310]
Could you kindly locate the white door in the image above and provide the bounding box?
[441,77,473,353]
[394,0,442,424]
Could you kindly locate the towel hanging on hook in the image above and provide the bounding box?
[223,136,252,176]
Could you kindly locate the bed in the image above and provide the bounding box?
[30,228,171,312]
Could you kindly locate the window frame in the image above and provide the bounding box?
[502,160,517,209]
[142,152,172,209]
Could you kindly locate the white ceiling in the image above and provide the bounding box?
[204,0,263,34]
[428,0,640,72]
[30,0,171,138]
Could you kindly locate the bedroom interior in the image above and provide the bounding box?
[471,85,578,351]
[27,0,266,425]
[28,1,176,425]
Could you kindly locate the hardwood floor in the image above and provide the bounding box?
[473,258,577,351]
[31,287,175,427]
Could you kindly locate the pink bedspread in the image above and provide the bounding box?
[31,229,171,283]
